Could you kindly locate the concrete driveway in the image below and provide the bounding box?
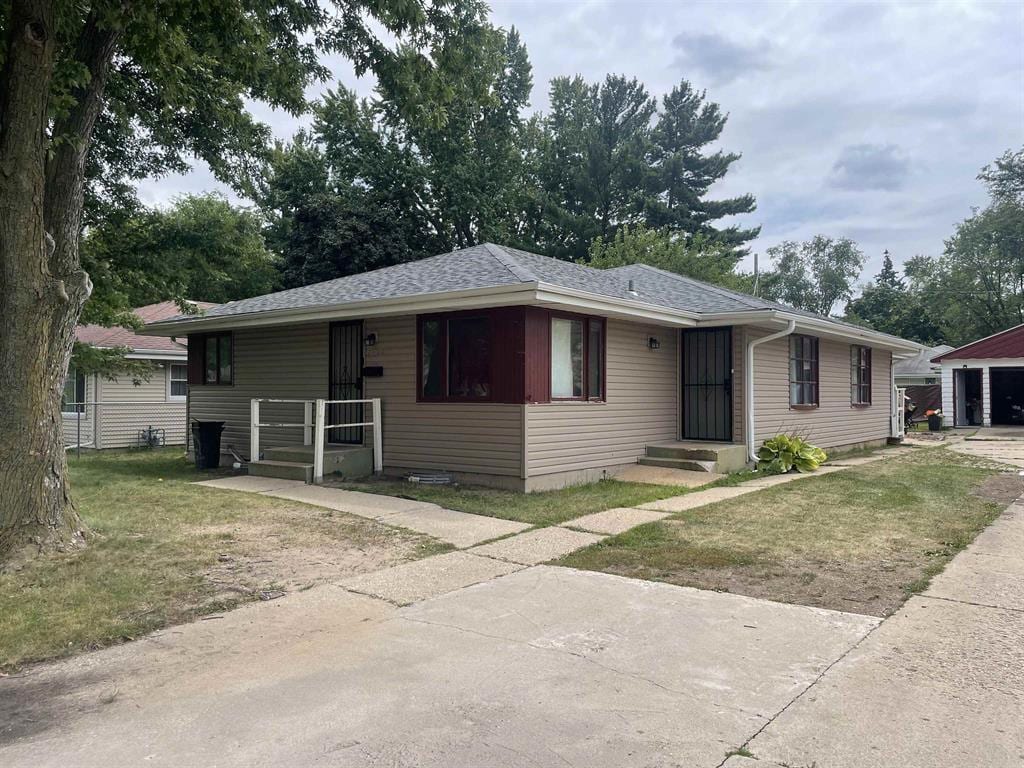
[0,566,877,767]
[2,472,1021,767]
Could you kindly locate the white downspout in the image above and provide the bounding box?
[745,319,797,463]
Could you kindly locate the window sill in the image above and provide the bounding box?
[851,403,872,409]
[536,399,607,405]
[788,404,819,411]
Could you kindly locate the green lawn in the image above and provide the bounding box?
[0,449,442,671]
[558,447,1014,616]
[334,476,728,527]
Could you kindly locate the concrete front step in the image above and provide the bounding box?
[249,459,314,483]
[643,442,749,474]
[638,456,717,473]
[262,444,374,479]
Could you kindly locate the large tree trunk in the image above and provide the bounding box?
[0,2,118,565]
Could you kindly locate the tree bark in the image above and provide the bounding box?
[0,3,120,565]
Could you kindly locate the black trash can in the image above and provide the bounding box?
[927,413,943,432]
[191,420,226,469]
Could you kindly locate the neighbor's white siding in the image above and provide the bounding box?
[61,374,97,447]
[525,318,678,477]
[95,368,187,448]
[745,327,892,448]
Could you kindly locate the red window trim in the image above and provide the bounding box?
[548,310,606,402]
[416,311,495,403]
[789,334,819,408]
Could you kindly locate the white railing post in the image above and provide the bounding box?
[371,397,383,474]
[250,399,260,462]
[313,398,326,483]
[303,400,313,446]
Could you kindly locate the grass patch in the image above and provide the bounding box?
[559,447,1012,616]
[334,477,711,527]
[0,449,439,671]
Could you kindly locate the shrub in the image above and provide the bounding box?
[757,434,827,474]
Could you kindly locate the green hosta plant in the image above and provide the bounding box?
[757,434,828,474]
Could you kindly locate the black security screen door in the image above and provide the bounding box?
[681,328,733,441]
[329,321,364,444]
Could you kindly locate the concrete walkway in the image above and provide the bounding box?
[197,444,917,602]
[195,477,532,548]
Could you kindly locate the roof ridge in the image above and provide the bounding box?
[482,243,538,283]
[621,263,765,310]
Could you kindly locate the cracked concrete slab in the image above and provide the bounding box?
[381,506,531,548]
[563,507,670,535]
[338,551,523,605]
[193,475,305,493]
[470,526,605,564]
[743,596,1024,768]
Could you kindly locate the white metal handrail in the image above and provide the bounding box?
[250,397,382,483]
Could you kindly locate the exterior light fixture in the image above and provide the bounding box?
[364,333,377,347]
[648,337,660,350]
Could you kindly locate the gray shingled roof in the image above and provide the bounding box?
[149,243,913,345]
[894,345,953,375]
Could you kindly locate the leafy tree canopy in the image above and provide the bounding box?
[758,236,865,316]
[585,224,743,285]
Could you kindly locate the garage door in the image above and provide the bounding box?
[990,368,1024,425]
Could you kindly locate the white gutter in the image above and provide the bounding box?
[745,319,797,463]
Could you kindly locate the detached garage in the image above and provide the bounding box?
[934,323,1024,427]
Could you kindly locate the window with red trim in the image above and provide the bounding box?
[550,315,604,401]
[419,315,492,401]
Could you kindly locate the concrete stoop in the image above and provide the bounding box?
[639,441,748,474]
[249,444,374,484]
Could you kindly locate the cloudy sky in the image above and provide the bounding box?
[138,0,1024,279]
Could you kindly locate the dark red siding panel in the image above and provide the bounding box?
[491,306,526,403]
[524,306,551,403]
[186,334,204,385]
[933,323,1024,361]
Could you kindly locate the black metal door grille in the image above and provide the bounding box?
[681,328,733,441]
[329,321,364,444]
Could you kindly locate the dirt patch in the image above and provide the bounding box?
[599,546,927,617]
[191,505,437,603]
[971,472,1024,505]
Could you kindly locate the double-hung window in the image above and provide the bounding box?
[62,367,86,414]
[850,345,872,405]
[168,363,188,401]
[419,315,492,401]
[789,335,819,407]
[550,315,604,401]
[202,332,233,385]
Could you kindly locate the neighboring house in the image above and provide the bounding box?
[143,244,922,490]
[933,324,1024,428]
[894,344,954,415]
[63,301,216,449]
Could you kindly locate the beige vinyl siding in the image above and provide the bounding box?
[95,368,187,448]
[746,327,892,448]
[189,323,330,455]
[363,315,523,477]
[525,318,678,476]
[188,317,524,477]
